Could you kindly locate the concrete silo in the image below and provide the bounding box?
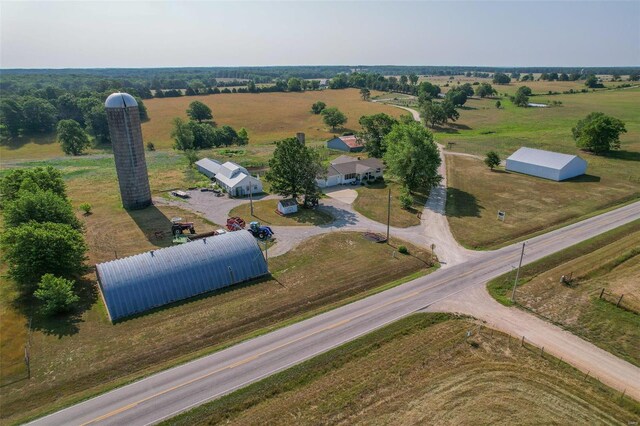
[105,93,152,210]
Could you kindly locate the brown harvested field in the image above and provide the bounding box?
[0,232,435,425]
[167,314,639,426]
[491,225,640,367]
[141,89,405,149]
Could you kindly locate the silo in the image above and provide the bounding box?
[105,93,152,210]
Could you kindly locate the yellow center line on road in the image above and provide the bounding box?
[78,211,635,425]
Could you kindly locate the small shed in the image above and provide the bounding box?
[327,135,364,152]
[505,147,587,181]
[278,199,298,215]
[96,231,268,321]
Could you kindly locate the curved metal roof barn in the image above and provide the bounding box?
[96,231,268,321]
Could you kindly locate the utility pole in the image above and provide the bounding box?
[511,242,526,302]
[386,187,391,243]
[249,185,254,216]
[263,239,269,270]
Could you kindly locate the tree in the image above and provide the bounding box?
[79,98,110,144]
[445,88,467,106]
[492,73,511,84]
[399,187,413,210]
[266,137,326,204]
[417,81,441,104]
[0,98,24,137]
[21,97,57,133]
[1,222,87,294]
[184,149,200,166]
[572,112,626,154]
[321,107,347,131]
[171,117,195,150]
[360,88,371,101]
[383,122,442,192]
[4,190,82,230]
[34,274,79,316]
[585,74,600,88]
[409,74,419,85]
[399,75,408,85]
[311,101,326,114]
[484,151,501,170]
[358,113,398,158]
[186,101,213,123]
[441,100,459,122]
[512,86,531,107]
[0,166,67,206]
[421,101,447,128]
[475,82,497,98]
[57,119,90,156]
[287,77,303,92]
[457,83,474,97]
[237,127,249,145]
[495,100,502,109]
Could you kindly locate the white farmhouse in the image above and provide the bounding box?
[195,158,262,197]
[505,147,587,181]
[316,155,385,188]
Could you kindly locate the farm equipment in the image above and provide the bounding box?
[225,217,274,240]
[171,217,196,236]
[248,221,274,240]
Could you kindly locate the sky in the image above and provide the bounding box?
[1,1,638,69]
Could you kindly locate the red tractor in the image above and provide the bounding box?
[171,217,196,236]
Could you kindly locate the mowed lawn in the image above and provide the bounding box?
[353,180,427,228]
[229,199,334,226]
[168,314,639,426]
[0,232,435,425]
[141,89,405,149]
[489,221,640,367]
[441,87,640,248]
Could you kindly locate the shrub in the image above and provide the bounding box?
[79,202,92,215]
[34,274,79,316]
[399,188,413,210]
[398,245,409,254]
[146,141,156,151]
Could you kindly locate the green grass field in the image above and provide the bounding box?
[353,180,427,228]
[488,221,640,367]
[228,199,334,226]
[0,232,435,425]
[167,313,639,426]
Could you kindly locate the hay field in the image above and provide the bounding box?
[0,232,434,425]
[141,89,405,149]
[168,314,639,425]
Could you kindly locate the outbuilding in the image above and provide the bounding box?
[505,147,587,181]
[195,158,263,197]
[96,231,268,321]
[327,135,364,152]
[277,199,298,215]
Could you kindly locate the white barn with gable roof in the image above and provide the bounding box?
[505,147,587,181]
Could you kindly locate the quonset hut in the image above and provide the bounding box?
[505,147,587,181]
[96,231,268,321]
[105,92,152,210]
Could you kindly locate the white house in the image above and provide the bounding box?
[195,158,262,197]
[505,147,587,181]
[277,199,298,215]
[317,156,385,188]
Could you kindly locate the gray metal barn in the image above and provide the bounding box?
[96,231,268,321]
[505,147,587,181]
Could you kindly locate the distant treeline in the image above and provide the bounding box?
[2,65,639,95]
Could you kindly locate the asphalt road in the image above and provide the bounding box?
[29,201,640,426]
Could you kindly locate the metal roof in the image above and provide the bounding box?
[507,147,581,170]
[195,158,223,175]
[96,231,268,321]
[105,92,138,109]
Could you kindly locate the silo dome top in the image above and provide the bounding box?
[105,92,138,109]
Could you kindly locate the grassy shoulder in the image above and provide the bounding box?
[166,313,639,426]
[353,180,427,228]
[228,199,334,226]
[446,155,640,249]
[0,232,435,425]
[487,220,640,366]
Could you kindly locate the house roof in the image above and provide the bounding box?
[96,231,268,321]
[336,135,363,149]
[279,198,298,207]
[195,158,223,175]
[507,147,583,170]
[327,156,385,176]
[196,158,257,189]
